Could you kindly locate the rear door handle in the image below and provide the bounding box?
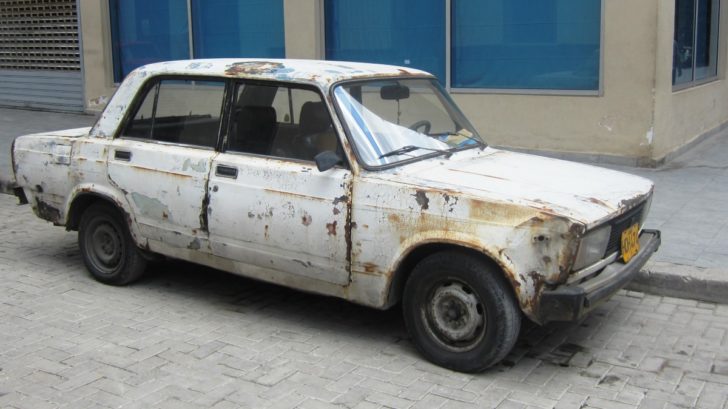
[114,150,132,161]
[215,165,238,179]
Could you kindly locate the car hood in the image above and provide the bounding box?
[380,148,654,228]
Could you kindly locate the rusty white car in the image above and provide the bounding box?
[11,59,661,372]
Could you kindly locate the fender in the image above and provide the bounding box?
[64,183,147,248]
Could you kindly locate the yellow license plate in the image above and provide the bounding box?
[621,223,640,263]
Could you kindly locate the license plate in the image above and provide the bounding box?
[621,223,640,263]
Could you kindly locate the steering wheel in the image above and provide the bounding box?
[409,120,432,134]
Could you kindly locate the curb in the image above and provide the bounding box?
[627,261,728,304]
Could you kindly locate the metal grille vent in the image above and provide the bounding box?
[0,0,80,70]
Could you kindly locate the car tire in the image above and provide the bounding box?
[78,202,147,285]
[402,251,521,373]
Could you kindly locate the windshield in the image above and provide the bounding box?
[333,78,485,168]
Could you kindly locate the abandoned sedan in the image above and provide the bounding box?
[12,59,660,372]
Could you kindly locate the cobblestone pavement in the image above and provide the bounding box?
[1,194,727,409]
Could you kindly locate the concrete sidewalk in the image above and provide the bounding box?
[0,106,726,303]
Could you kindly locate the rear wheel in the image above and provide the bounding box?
[402,251,521,372]
[78,203,146,285]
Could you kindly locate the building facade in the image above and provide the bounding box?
[1,0,725,166]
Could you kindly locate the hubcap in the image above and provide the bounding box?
[425,281,485,350]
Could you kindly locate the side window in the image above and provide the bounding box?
[228,82,340,162]
[122,79,225,148]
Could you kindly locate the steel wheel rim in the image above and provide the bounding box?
[422,279,486,352]
[86,219,124,275]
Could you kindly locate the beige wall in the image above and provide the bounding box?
[452,0,659,163]
[79,0,727,164]
[79,0,116,112]
[652,0,728,161]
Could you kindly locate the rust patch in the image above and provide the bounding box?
[326,221,338,236]
[333,207,341,215]
[301,213,312,226]
[414,190,429,210]
[387,214,401,224]
[35,198,61,224]
[224,61,287,76]
[362,262,379,274]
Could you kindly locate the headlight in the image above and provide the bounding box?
[573,225,611,271]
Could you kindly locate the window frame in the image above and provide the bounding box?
[323,0,605,96]
[222,78,351,169]
[672,0,722,91]
[108,0,285,85]
[444,0,605,96]
[115,75,230,151]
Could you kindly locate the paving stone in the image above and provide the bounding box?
[0,193,727,408]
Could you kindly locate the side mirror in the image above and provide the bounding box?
[314,150,342,172]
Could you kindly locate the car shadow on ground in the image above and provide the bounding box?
[133,258,604,374]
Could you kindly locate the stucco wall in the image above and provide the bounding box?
[78,0,726,164]
[451,0,659,163]
[79,0,117,112]
[652,0,728,162]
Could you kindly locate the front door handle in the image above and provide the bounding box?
[215,165,238,179]
[114,150,132,161]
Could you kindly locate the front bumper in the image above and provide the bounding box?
[539,229,661,323]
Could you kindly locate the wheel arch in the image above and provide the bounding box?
[64,186,146,249]
[384,241,521,312]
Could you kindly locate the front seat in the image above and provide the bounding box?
[294,101,337,160]
[231,106,277,155]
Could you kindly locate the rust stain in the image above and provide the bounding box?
[362,262,379,274]
[302,213,312,226]
[333,207,341,215]
[326,221,338,236]
[387,213,401,224]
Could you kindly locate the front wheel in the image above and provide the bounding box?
[402,251,521,372]
[78,203,147,285]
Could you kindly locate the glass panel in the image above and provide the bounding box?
[191,0,285,58]
[109,0,190,82]
[124,79,225,148]
[695,0,720,80]
[334,79,484,168]
[324,0,446,82]
[230,84,338,161]
[674,0,696,85]
[452,0,601,90]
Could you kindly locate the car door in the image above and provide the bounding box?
[207,81,352,285]
[107,77,226,251]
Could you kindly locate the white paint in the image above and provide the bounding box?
[12,59,658,323]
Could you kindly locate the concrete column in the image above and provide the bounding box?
[79,0,116,112]
[284,0,325,59]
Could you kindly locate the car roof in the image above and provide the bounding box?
[133,59,434,87]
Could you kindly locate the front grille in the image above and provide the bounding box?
[604,202,645,257]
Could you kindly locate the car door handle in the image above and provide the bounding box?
[215,165,238,179]
[114,150,132,161]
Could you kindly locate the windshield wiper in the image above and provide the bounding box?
[378,145,453,159]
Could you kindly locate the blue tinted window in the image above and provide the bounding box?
[191,0,285,58]
[325,0,445,82]
[109,0,190,82]
[452,0,601,90]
